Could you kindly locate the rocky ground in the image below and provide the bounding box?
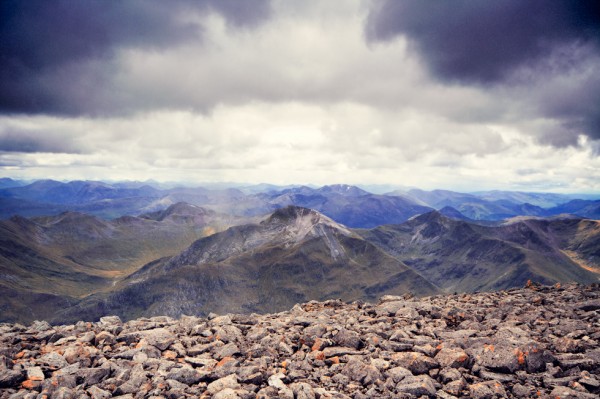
[1,283,599,399]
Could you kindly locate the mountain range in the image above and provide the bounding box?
[58,206,439,323]
[0,203,246,323]
[0,203,598,324]
[2,179,599,223]
[0,179,598,324]
[359,211,599,293]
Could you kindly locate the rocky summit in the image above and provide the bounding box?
[1,284,599,399]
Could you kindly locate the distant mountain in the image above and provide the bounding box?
[394,189,556,221]
[260,185,433,228]
[0,180,164,219]
[317,184,371,196]
[472,190,574,208]
[57,206,440,322]
[547,199,600,220]
[438,206,472,221]
[0,178,25,189]
[360,211,600,293]
[0,179,161,204]
[1,179,597,224]
[0,197,67,219]
[238,183,305,194]
[0,205,244,323]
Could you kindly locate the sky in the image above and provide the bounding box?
[1,0,600,193]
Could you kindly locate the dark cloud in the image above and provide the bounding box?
[0,128,83,154]
[366,0,600,83]
[0,0,271,115]
[366,0,600,142]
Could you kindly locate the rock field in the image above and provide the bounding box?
[1,282,600,398]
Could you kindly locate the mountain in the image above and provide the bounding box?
[396,189,513,220]
[359,211,600,293]
[0,204,244,323]
[2,179,597,224]
[260,185,433,228]
[547,199,600,220]
[0,180,164,219]
[472,190,574,208]
[316,184,371,197]
[58,206,440,322]
[0,177,25,189]
[438,206,472,221]
[395,189,550,221]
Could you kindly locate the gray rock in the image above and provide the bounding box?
[213,342,241,359]
[87,385,112,399]
[392,352,439,375]
[396,375,437,397]
[468,381,507,399]
[342,358,382,385]
[511,383,534,397]
[386,366,413,383]
[576,300,600,311]
[75,367,110,386]
[207,374,240,394]
[475,343,524,373]
[25,367,44,381]
[291,382,316,399]
[136,327,175,351]
[213,388,241,399]
[53,387,76,399]
[184,356,217,368]
[94,331,116,346]
[165,366,206,385]
[322,346,361,357]
[439,367,462,383]
[435,347,470,369]
[29,320,52,332]
[0,369,24,388]
[99,315,122,326]
[479,369,515,383]
[550,386,598,399]
[39,352,69,370]
[332,329,362,349]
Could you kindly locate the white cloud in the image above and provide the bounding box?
[1,1,598,193]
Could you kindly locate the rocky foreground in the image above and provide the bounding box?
[1,283,600,399]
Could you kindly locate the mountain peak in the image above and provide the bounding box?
[439,206,471,221]
[141,202,213,222]
[264,206,356,249]
[267,205,320,222]
[408,210,445,223]
[318,184,369,196]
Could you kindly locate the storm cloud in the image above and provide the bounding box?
[366,0,600,142]
[366,0,600,83]
[0,0,271,115]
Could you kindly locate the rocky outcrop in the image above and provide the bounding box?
[1,283,599,398]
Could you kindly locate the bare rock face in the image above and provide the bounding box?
[1,283,599,398]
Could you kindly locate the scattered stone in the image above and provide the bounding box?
[0,283,598,398]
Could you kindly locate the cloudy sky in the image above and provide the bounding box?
[1,0,600,192]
